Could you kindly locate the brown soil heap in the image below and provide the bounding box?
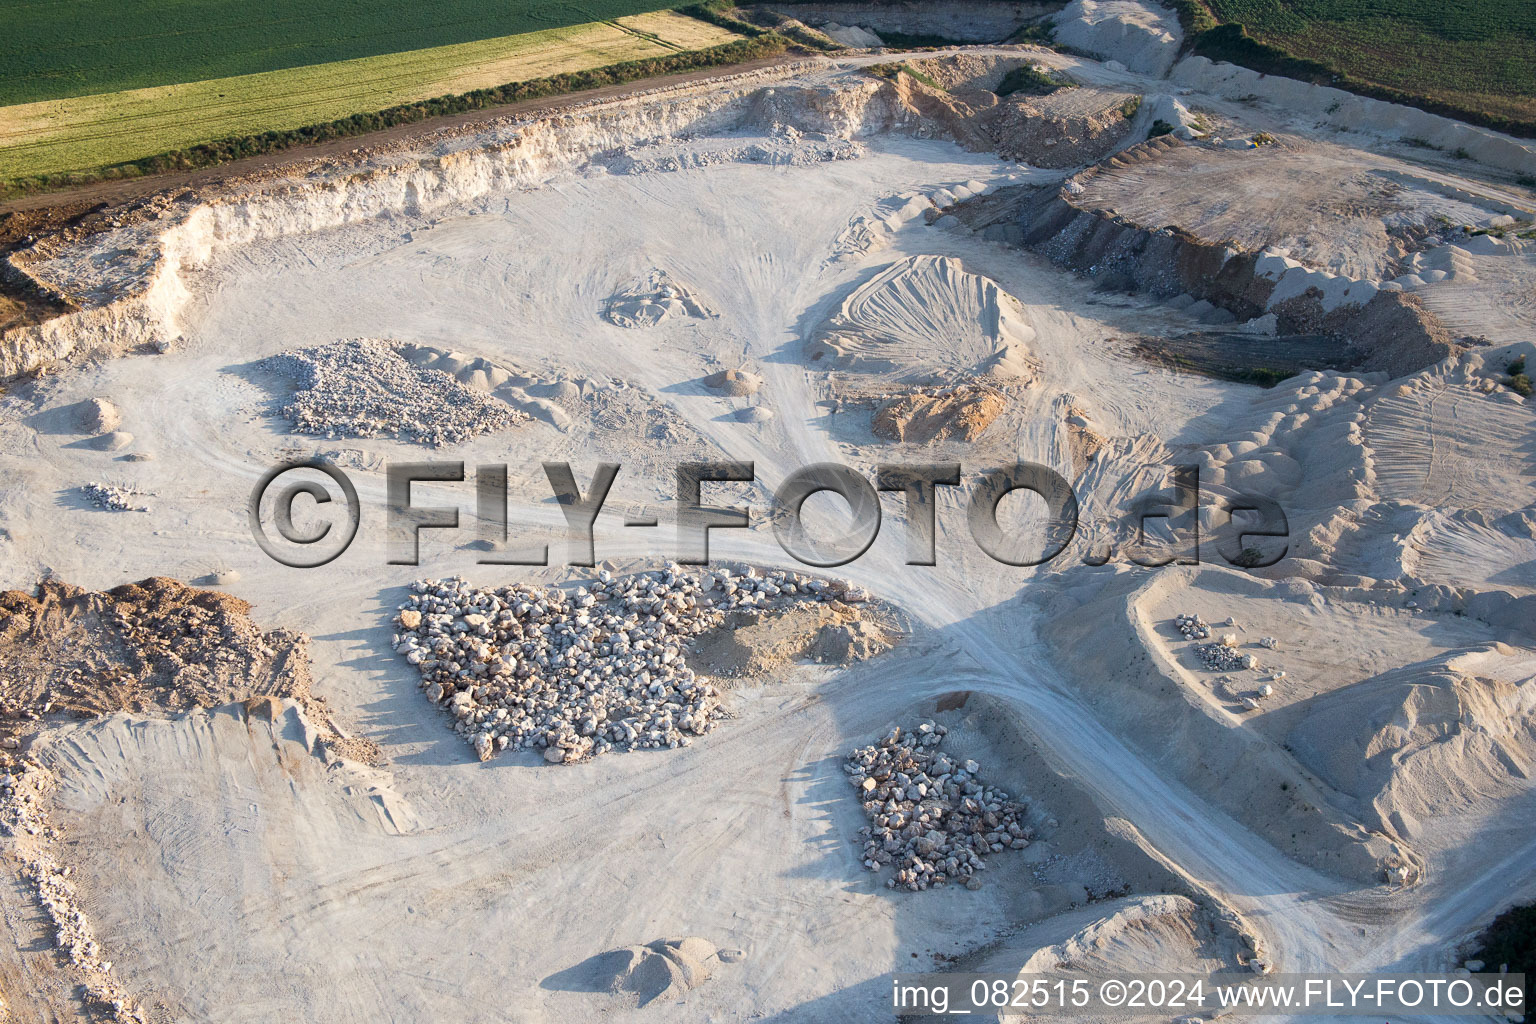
[690,603,891,679]
[0,577,314,732]
[872,385,1005,443]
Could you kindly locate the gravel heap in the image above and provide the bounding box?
[393,566,848,763]
[1196,635,1259,672]
[77,397,120,434]
[263,338,525,445]
[82,482,148,512]
[844,722,1031,892]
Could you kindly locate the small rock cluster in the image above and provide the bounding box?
[82,482,148,512]
[263,338,524,445]
[844,722,1031,892]
[1195,635,1259,673]
[1174,612,1211,640]
[393,566,851,763]
[1,765,144,1022]
[1178,616,1292,711]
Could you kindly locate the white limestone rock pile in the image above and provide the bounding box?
[1174,612,1210,640]
[845,722,1031,892]
[263,338,525,445]
[393,565,842,763]
[1050,0,1183,78]
[82,482,148,512]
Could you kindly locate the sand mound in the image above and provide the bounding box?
[703,367,763,396]
[0,577,314,740]
[1023,895,1240,973]
[1399,509,1536,593]
[969,894,1250,1012]
[1051,0,1183,78]
[605,270,716,329]
[583,936,720,1006]
[397,342,515,390]
[262,339,526,446]
[821,22,883,48]
[809,255,1038,383]
[75,397,120,434]
[1288,648,1536,835]
[690,603,890,679]
[93,430,133,451]
[808,619,890,662]
[1364,370,1536,513]
[501,387,574,431]
[872,384,1005,443]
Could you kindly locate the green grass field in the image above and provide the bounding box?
[1196,0,1536,131]
[0,0,704,106]
[0,9,758,188]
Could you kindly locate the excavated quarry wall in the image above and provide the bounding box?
[1,54,1468,383]
[0,61,934,381]
[997,137,1459,378]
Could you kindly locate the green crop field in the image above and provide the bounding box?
[0,8,761,191]
[0,0,705,106]
[1196,0,1536,132]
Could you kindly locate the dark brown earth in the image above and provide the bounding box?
[0,577,318,756]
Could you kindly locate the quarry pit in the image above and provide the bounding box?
[0,12,1534,1022]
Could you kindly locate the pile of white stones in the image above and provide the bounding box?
[264,338,523,445]
[845,722,1031,892]
[1174,612,1211,640]
[81,482,148,512]
[393,565,848,762]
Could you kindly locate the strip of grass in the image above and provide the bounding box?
[1166,0,1536,138]
[0,1,715,106]
[0,30,787,200]
[0,13,742,181]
